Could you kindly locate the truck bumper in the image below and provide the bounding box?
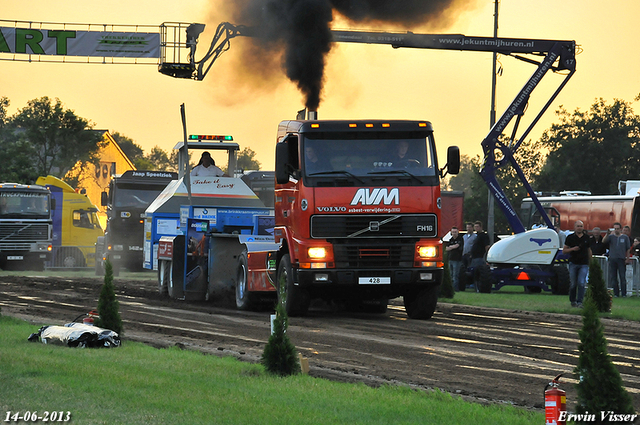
[296,267,442,299]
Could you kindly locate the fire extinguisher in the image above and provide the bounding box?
[82,309,99,326]
[544,373,566,425]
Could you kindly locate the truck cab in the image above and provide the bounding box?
[0,183,53,270]
[96,170,177,275]
[36,175,103,268]
[274,119,459,318]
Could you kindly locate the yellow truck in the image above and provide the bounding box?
[36,176,104,268]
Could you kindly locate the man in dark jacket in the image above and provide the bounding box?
[563,220,592,307]
[445,226,464,291]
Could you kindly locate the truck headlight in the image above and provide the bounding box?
[308,247,326,259]
[417,246,437,258]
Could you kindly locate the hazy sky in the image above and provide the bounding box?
[2,1,639,171]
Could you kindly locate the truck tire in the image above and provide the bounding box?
[551,265,570,295]
[158,260,169,296]
[475,264,494,293]
[235,251,256,310]
[167,262,180,299]
[403,285,438,319]
[277,254,310,317]
[59,247,86,268]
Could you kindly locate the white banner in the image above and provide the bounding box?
[0,27,160,58]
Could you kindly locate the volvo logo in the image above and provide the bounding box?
[369,221,380,231]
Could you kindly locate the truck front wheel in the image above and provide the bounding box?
[277,254,310,317]
[403,285,438,319]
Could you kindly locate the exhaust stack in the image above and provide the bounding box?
[295,109,318,120]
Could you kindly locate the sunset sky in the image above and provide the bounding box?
[2,1,639,171]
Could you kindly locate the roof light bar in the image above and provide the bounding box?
[188,135,234,141]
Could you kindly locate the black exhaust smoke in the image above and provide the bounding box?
[218,0,472,110]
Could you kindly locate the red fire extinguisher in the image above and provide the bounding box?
[545,374,566,425]
[83,309,99,326]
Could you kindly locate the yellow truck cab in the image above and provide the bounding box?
[36,176,104,268]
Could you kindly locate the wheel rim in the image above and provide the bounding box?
[63,256,77,268]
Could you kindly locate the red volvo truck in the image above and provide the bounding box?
[264,118,459,319]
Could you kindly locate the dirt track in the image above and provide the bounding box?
[1,275,639,411]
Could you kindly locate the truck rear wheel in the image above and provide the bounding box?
[277,254,310,317]
[236,251,256,310]
[158,260,169,296]
[166,262,180,299]
[403,285,438,319]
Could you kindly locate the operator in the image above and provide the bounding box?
[563,220,592,308]
[304,146,331,174]
[191,152,224,177]
[391,140,420,168]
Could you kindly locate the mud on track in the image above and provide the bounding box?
[1,275,639,411]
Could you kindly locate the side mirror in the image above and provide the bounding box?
[276,134,300,184]
[275,142,290,184]
[101,191,108,207]
[446,146,460,175]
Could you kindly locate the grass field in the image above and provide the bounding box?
[440,286,640,322]
[0,315,544,425]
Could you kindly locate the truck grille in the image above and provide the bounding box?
[0,224,49,242]
[311,214,437,238]
[333,242,415,268]
[0,243,31,251]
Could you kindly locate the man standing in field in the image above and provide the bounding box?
[563,220,592,308]
[462,222,476,268]
[470,221,490,269]
[603,222,631,297]
[445,226,464,291]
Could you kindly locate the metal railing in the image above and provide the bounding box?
[591,255,640,296]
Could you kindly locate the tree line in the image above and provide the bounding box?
[3,94,639,231]
[0,96,261,185]
[447,94,640,234]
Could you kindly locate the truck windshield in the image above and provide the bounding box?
[113,187,165,208]
[0,191,50,218]
[303,134,437,185]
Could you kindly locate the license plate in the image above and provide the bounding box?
[358,277,390,285]
[7,256,23,260]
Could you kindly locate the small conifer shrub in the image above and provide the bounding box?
[261,282,300,376]
[574,298,634,418]
[94,260,123,335]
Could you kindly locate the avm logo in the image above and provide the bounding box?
[350,188,399,206]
